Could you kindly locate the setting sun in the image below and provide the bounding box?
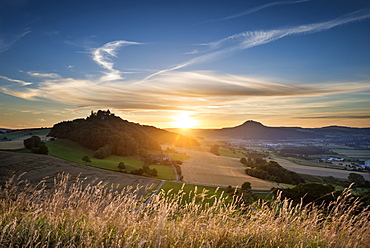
[172,113,197,129]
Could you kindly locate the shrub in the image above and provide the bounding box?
[82,155,92,163]
[118,162,126,169]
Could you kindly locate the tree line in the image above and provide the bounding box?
[241,157,305,185]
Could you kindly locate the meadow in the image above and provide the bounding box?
[0,128,50,140]
[0,174,369,247]
[47,139,176,180]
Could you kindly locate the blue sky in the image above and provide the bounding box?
[1,0,370,129]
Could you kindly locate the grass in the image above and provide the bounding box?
[218,147,245,158]
[160,181,231,205]
[0,128,51,140]
[47,139,175,180]
[1,174,369,247]
[253,192,275,201]
[150,149,190,161]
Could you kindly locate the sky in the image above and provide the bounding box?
[1,0,370,129]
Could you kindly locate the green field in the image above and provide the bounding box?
[47,139,175,180]
[0,128,51,140]
[332,149,370,160]
[150,149,190,161]
[218,147,245,158]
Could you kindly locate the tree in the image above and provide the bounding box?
[241,182,251,191]
[82,155,92,162]
[24,137,35,149]
[38,142,49,155]
[276,182,336,204]
[240,157,247,165]
[118,162,126,169]
[348,173,366,188]
[210,144,219,155]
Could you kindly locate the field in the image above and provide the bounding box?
[47,139,176,180]
[0,140,25,149]
[0,128,50,140]
[175,147,278,190]
[332,148,370,160]
[0,151,158,197]
[1,173,369,247]
[270,157,370,181]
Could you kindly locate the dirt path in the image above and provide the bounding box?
[0,151,158,197]
[271,157,370,181]
[175,147,278,190]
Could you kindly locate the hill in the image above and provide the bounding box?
[48,110,199,157]
[170,120,370,140]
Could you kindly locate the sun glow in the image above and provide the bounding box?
[172,113,197,129]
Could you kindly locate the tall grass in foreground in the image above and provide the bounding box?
[1,174,369,247]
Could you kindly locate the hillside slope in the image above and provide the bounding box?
[48,110,199,157]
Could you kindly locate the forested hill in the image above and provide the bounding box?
[48,110,200,157]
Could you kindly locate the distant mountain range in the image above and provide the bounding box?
[169,120,370,140]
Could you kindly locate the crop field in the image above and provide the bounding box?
[0,128,50,140]
[0,140,25,149]
[0,151,158,197]
[174,147,278,190]
[47,139,175,180]
[332,149,370,160]
[270,157,370,181]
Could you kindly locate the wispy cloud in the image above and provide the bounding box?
[202,0,309,23]
[296,115,370,119]
[27,72,60,78]
[1,71,369,112]
[91,40,142,81]
[144,9,370,81]
[0,75,32,86]
[0,28,31,53]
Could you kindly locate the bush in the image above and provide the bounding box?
[23,137,35,149]
[241,182,251,190]
[94,145,112,159]
[24,136,48,154]
[82,155,92,163]
[118,162,126,169]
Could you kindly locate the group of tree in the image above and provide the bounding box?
[23,135,49,155]
[48,110,199,159]
[272,182,337,205]
[241,157,305,185]
[347,173,370,188]
[131,164,158,177]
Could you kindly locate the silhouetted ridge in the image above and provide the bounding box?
[185,120,370,140]
[48,110,200,157]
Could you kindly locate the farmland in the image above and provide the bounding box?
[47,139,176,180]
[332,148,370,160]
[0,128,50,141]
[175,146,278,190]
[0,150,158,197]
[270,157,370,181]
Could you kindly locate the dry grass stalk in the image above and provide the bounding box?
[0,174,369,247]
